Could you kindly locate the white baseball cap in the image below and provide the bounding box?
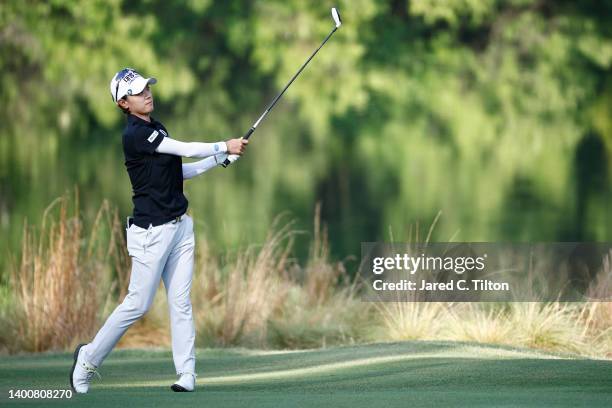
[109,68,157,103]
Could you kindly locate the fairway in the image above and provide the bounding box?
[1,341,610,407]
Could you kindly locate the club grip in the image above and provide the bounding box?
[243,127,255,140]
[222,127,255,167]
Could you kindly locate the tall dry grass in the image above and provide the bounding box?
[267,216,370,348]
[191,206,372,349]
[374,301,610,358]
[372,216,611,358]
[0,194,609,359]
[5,190,129,352]
[192,219,294,347]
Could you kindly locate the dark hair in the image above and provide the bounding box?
[118,96,130,115]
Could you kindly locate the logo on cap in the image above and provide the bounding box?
[122,70,137,84]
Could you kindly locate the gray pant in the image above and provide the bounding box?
[84,214,196,376]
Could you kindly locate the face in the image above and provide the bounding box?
[118,85,154,115]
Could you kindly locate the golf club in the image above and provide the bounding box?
[222,7,342,167]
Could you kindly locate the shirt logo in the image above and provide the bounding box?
[214,144,220,152]
[147,130,159,143]
[159,129,167,137]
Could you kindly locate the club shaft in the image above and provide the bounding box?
[243,26,338,139]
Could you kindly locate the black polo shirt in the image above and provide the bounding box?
[122,114,188,228]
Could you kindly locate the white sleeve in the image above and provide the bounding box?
[156,136,228,158]
[182,154,228,179]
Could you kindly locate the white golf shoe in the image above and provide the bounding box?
[70,343,101,393]
[171,372,196,392]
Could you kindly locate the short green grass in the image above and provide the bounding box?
[0,341,610,407]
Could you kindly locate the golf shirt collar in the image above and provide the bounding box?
[127,114,159,128]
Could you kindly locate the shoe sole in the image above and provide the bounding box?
[170,384,193,392]
[69,343,86,392]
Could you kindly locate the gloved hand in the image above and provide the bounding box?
[226,154,240,164]
[216,153,240,167]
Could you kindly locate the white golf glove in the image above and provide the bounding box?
[226,154,240,164]
[216,153,240,167]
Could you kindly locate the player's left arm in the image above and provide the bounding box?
[156,136,247,159]
[156,136,227,158]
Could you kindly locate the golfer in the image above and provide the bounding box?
[69,68,247,393]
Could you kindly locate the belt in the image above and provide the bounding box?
[127,214,186,229]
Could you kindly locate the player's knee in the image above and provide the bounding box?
[135,303,151,317]
[124,294,154,317]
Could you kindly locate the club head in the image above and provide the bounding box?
[331,7,342,28]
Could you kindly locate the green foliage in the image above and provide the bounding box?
[1,0,611,278]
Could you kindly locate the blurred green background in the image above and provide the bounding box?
[1,0,611,282]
